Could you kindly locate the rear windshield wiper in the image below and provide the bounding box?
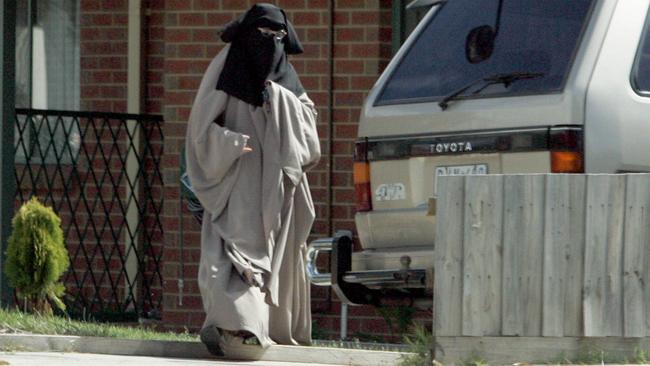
[438,72,544,111]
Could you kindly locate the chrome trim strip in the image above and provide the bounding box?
[343,269,427,287]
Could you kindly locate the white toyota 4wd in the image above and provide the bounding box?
[308,0,650,308]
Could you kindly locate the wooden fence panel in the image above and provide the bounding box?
[583,175,626,336]
[434,175,466,336]
[435,173,650,339]
[642,176,650,337]
[501,175,545,336]
[542,175,586,337]
[623,175,650,337]
[562,175,587,337]
[462,175,503,336]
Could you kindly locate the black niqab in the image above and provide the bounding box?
[216,3,305,107]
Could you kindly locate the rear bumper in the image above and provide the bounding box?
[306,231,433,305]
[355,208,436,250]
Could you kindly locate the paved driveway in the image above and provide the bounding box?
[0,352,343,366]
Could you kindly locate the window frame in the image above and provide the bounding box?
[630,5,650,97]
[391,0,404,55]
[391,0,432,55]
[377,0,598,107]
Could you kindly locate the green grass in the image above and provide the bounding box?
[0,308,198,342]
[547,347,650,365]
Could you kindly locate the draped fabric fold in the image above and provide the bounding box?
[185,44,320,348]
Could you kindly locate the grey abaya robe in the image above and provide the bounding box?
[185,45,320,348]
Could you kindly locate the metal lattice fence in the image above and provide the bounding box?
[14,108,164,321]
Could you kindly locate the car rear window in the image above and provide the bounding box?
[632,7,650,94]
[376,0,595,106]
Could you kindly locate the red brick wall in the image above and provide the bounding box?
[311,0,431,342]
[77,0,126,308]
[80,0,128,112]
[74,0,432,341]
[146,0,166,115]
[60,0,165,319]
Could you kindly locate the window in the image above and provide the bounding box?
[15,0,81,164]
[378,0,594,106]
[632,8,650,94]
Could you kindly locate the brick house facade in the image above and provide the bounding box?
[78,0,430,341]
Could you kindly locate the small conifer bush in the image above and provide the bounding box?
[5,197,70,315]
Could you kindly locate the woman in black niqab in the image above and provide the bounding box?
[189,3,320,358]
[216,3,305,107]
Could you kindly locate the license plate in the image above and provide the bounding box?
[434,164,488,195]
[435,164,488,176]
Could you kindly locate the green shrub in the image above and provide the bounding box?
[377,305,416,337]
[5,197,69,314]
[399,324,433,366]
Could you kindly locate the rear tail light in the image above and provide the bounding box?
[549,127,584,173]
[551,151,584,173]
[354,138,372,212]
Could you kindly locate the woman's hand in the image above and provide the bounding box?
[242,134,253,153]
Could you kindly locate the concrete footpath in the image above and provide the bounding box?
[0,334,408,366]
[0,352,340,366]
